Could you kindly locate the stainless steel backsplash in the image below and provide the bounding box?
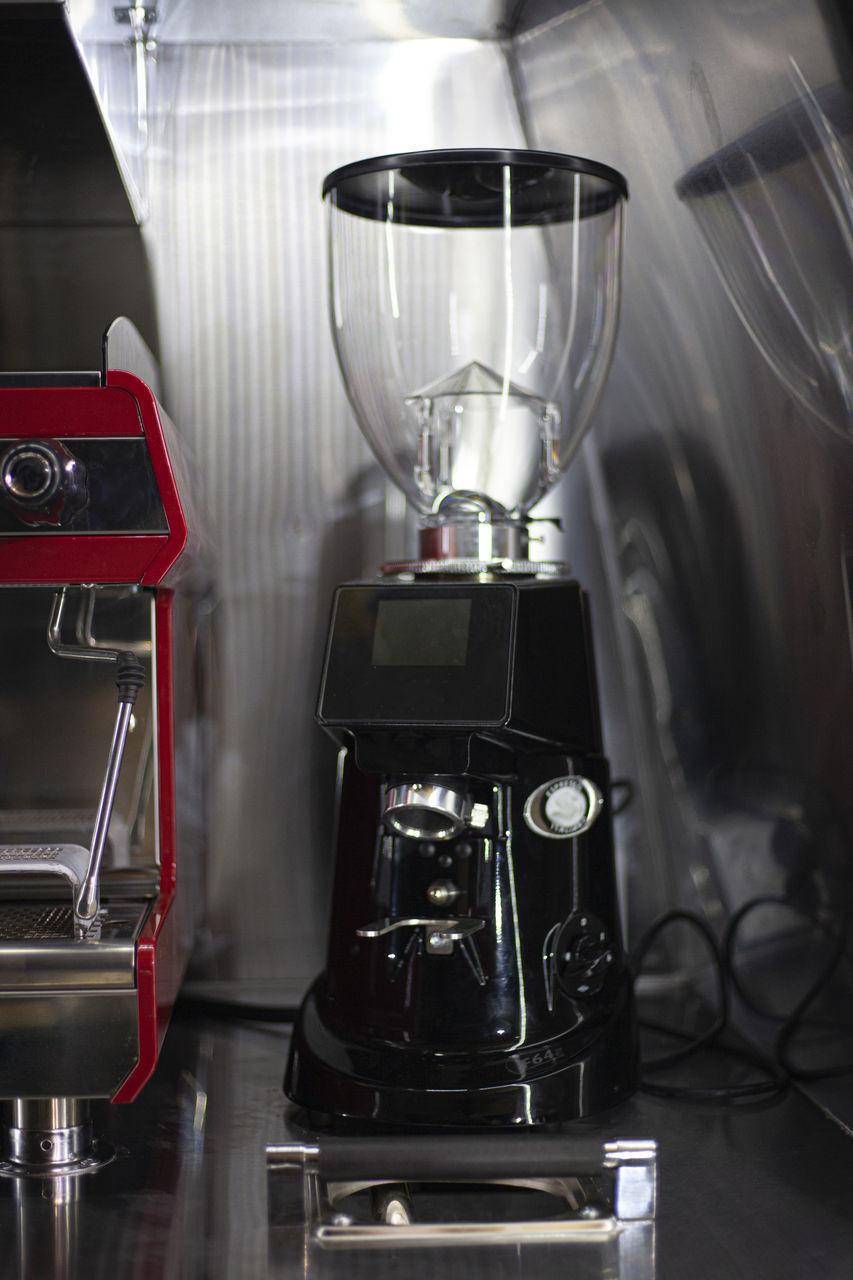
[141,39,527,994]
[512,0,853,974]
[4,2,851,1014]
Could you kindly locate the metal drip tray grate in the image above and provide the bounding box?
[0,903,76,940]
[0,899,147,991]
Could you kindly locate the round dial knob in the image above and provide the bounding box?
[0,439,87,527]
[2,442,62,506]
[553,913,613,998]
[523,776,603,839]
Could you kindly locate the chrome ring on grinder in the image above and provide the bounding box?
[382,782,470,840]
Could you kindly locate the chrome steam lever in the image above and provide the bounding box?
[75,651,146,929]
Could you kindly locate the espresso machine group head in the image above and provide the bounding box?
[0,320,207,1174]
[286,150,637,1127]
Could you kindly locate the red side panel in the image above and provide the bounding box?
[112,591,185,1103]
[106,372,189,586]
[0,386,144,437]
[0,535,171,583]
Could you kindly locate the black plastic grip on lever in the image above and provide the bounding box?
[115,651,146,705]
[312,1134,608,1182]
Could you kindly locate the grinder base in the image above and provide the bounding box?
[286,979,637,1128]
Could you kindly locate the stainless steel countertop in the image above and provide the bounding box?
[2,1014,852,1279]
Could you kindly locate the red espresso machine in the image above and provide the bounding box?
[0,321,207,1174]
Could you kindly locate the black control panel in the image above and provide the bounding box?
[0,437,167,533]
[319,583,516,726]
[318,579,602,753]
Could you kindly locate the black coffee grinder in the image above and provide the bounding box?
[286,149,637,1126]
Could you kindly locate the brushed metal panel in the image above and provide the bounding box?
[67,0,515,44]
[142,41,526,993]
[511,0,853,971]
[0,3,136,227]
[0,1018,847,1276]
[0,7,158,370]
[0,225,158,370]
[0,989,139,1097]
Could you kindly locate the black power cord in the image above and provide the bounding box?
[632,910,728,1071]
[632,795,853,1100]
[631,909,790,1101]
[634,896,853,1101]
[721,894,853,1083]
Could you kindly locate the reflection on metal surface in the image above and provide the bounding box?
[0,989,141,1099]
[677,67,853,441]
[12,1172,82,1280]
[139,38,527,996]
[512,0,853,1036]
[0,1014,847,1278]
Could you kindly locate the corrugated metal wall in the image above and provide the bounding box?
[6,2,851,1027]
[142,39,527,993]
[513,0,853,986]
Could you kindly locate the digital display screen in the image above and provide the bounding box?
[372,597,472,666]
[319,583,515,725]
